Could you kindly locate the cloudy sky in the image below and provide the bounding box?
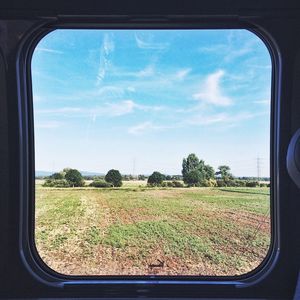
[32,29,271,176]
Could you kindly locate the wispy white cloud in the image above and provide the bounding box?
[187,111,267,127]
[193,70,232,106]
[36,107,82,114]
[198,44,227,54]
[96,33,115,85]
[127,86,136,92]
[36,121,63,129]
[104,100,135,116]
[35,47,63,54]
[94,85,125,98]
[128,121,166,135]
[91,100,164,118]
[35,100,164,119]
[134,102,164,112]
[136,65,155,77]
[103,33,115,54]
[253,99,270,105]
[198,39,256,63]
[224,44,252,62]
[174,68,191,80]
[135,33,169,50]
[128,109,267,136]
[31,70,67,85]
[47,85,127,102]
[246,64,272,70]
[36,102,131,118]
[108,65,156,79]
[89,100,150,122]
[187,113,229,125]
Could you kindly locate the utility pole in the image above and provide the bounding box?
[257,156,261,182]
[132,157,136,179]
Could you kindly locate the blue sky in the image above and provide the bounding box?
[32,29,271,177]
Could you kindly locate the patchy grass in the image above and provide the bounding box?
[35,186,270,276]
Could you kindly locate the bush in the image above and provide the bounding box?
[246,181,259,187]
[260,183,268,187]
[105,169,122,187]
[50,172,64,180]
[225,180,235,187]
[166,182,174,187]
[42,179,70,187]
[234,180,246,187]
[216,179,247,187]
[138,175,146,180]
[172,180,184,188]
[216,180,227,187]
[200,180,210,187]
[201,179,217,187]
[226,179,245,187]
[147,171,165,186]
[90,180,113,188]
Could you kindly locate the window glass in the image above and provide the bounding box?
[33,29,271,276]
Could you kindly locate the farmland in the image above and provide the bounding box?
[35,182,270,276]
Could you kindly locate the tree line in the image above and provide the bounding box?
[42,154,268,188]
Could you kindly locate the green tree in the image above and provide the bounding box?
[216,165,233,181]
[182,153,201,177]
[105,169,122,187]
[65,169,84,187]
[204,164,215,180]
[182,153,215,185]
[184,170,202,186]
[138,174,146,180]
[147,171,165,186]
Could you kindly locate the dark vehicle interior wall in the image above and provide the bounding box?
[0,0,300,299]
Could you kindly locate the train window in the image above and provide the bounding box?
[31,29,272,277]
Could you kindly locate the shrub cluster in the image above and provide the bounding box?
[89,180,112,188]
[245,181,259,187]
[171,180,185,188]
[260,183,270,187]
[43,168,85,187]
[43,179,70,187]
[163,180,185,188]
[216,180,260,187]
[90,169,122,188]
[201,179,217,187]
[43,168,124,188]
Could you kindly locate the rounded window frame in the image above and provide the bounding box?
[18,19,280,290]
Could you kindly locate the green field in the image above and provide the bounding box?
[35,183,270,276]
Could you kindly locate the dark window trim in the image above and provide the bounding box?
[17,17,280,294]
